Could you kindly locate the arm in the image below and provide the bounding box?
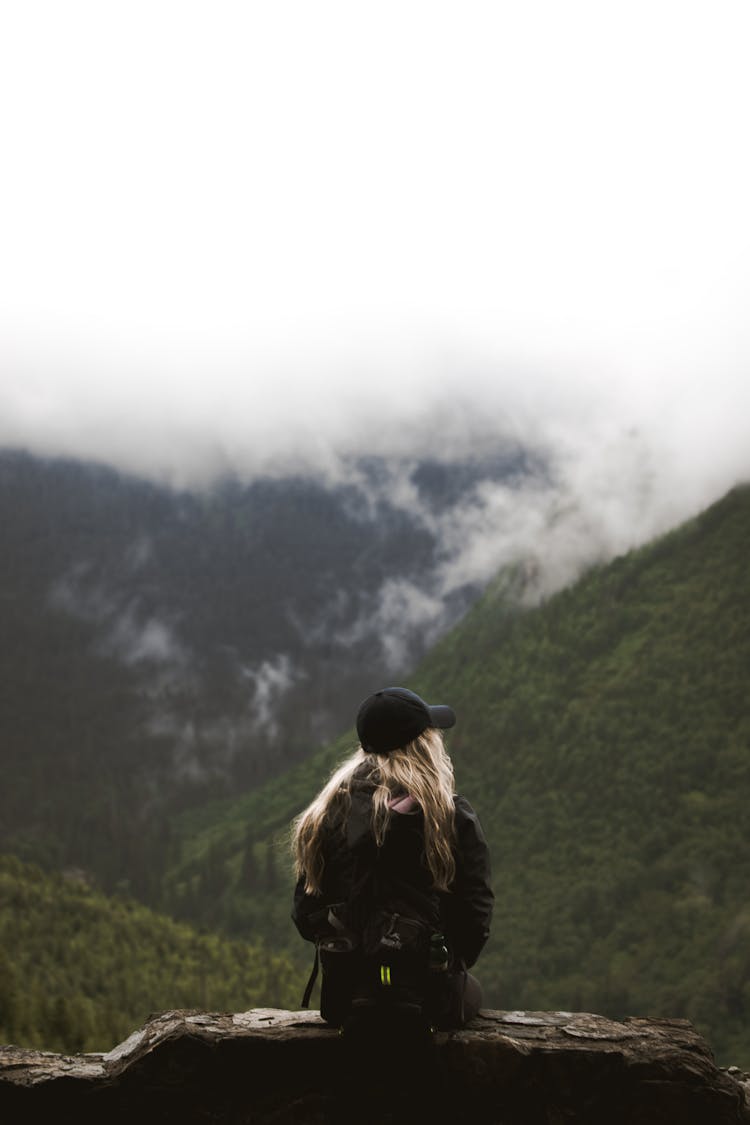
[443,796,494,968]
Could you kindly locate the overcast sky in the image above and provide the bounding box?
[1,2,749,551]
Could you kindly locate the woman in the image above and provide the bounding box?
[291,686,493,1028]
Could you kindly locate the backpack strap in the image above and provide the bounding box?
[301,944,320,1009]
[298,845,373,1010]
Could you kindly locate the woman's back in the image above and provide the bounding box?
[291,687,493,1027]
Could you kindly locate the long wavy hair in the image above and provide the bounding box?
[292,727,457,895]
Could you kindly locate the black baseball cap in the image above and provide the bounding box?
[356,686,456,755]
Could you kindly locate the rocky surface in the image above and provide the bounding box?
[1,1007,749,1124]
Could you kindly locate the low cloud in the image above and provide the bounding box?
[240,655,300,739]
[306,384,750,676]
[106,614,186,668]
[0,2,747,551]
[333,577,446,671]
[49,566,306,777]
[50,572,189,674]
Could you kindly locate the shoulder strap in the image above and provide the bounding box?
[299,844,372,1009]
[301,945,319,1009]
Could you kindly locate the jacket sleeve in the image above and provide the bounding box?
[444,796,494,968]
[291,875,325,943]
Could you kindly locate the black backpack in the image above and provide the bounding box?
[298,872,452,1030]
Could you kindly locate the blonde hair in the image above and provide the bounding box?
[292,728,456,895]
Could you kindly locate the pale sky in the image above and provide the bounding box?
[1,1,749,537]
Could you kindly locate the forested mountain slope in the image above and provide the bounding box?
[0,854,300,1053]
[164,485,750,1065]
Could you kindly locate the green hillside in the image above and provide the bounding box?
[423,484,750,1065]
[163,484,750,1066]
[0,854,301,1054]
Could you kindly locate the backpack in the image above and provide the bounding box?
[298,875,452,1030]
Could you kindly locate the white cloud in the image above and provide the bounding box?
[1,0,748,590]
[108,616,181,667]
[49,570,189,675]
[241,655,299,739]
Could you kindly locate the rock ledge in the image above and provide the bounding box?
[1,1008,748,1124]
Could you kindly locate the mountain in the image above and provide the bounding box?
[0,853,300,1054]
[0,445,537,896]
[162,485,750,1065]
[5,447,749,1064]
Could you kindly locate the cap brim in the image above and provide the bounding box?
[427,704,456,730]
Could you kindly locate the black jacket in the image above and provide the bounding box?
[292,782,493,969]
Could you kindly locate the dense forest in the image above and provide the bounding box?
[0,855,300,1053]
[162,485,750,1066]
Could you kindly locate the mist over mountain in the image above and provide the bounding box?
[0,443,550,890]
[4,408,748,905]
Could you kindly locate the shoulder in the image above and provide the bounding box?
[453,793,480,823]
[452,794,490,846]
